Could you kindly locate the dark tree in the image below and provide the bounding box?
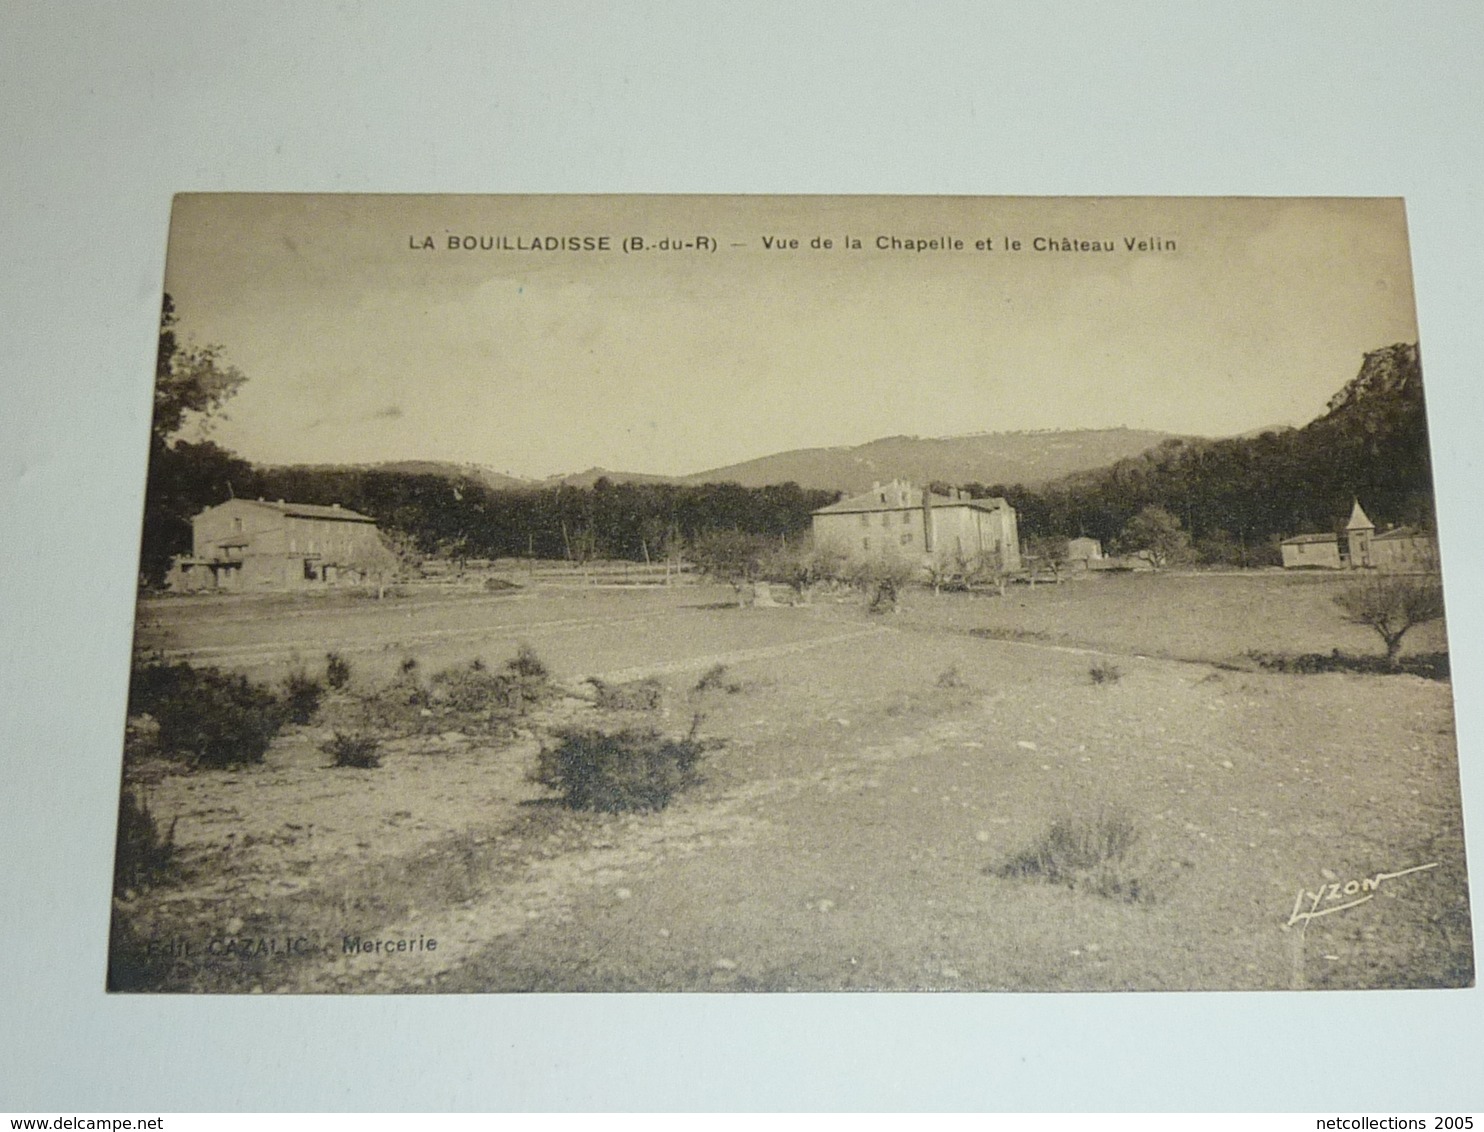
[138,296,256,585]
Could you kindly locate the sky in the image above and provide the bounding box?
[161,194,1421,479]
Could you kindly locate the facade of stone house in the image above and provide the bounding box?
[811,479,1021,573]
[167,498,395,591]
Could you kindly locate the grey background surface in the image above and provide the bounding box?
[1,1,1481,1111]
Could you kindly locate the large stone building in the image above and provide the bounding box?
[168,498,396,592]
[811,479,1021,572]
[1280,499,1437,572]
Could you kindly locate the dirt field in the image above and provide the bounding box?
[112,571,1473,993]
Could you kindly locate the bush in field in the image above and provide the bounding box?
[1333,574,1445,670]
[589,676,664,711]
[993,809,1151,903]
[279,670,324,725]
[849,554,918,613]
[533,725,706,813]
[430,660,516,713]
[113,790,176,895]
[694,663,744,695]
[1089,661,1122,685]
[128,660,285,767]
[375,645,554,731]
[325,651,352,690]
[936,665,965,689]
[507,641,549,681]
[322,731,382,768]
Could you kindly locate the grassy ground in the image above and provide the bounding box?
[112,572,1472,993]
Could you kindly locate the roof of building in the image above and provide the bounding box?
[1374,525,1430,542]
[231,499,378,523]
[1346,499,1375,531]
[812,480,1010,516]
[1281,532,1339,546]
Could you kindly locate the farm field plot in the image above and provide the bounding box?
[111,574,1472,993]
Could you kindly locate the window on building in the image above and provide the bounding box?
[859,514,869,527]
[233,517,243,533]
[862,537,870,550]
[901,532,913,545]
[902,512,912,524]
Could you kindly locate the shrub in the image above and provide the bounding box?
[280,670,324,725]
[128,660,285,767]
[590,676,664,711]
[694,663,729,693]
[322,731,382,768]
[113,790,176,895]
[123,713,161,763]
[936,665,965,689]
[993,809,1150,903]
[1246,648,1450,681]
[359,646,554,735]
[1089,661,1122,685]
[429,660,517,714]
[849,554,918,613]
[533,726,706,813]
[507,641,549,681]
[694,663,743,695]
[325,652,352,690]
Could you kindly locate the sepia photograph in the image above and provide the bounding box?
[108,193,1473,994]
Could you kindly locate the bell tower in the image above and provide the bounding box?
[1345,499,1375,568]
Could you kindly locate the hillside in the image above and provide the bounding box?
[541,467,678,489]
[352,460,533,492]
[677,428,1184,493]
[304,429,1190,495]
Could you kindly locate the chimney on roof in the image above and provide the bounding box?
[921,486,934,553]
[332,502,341,509]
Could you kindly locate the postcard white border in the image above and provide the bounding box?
[2,1,1481,1112]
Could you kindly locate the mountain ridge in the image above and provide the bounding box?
[264,427,1192,495]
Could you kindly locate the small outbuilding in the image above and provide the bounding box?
[1066,536,1104,565]
[1280,532,1344,570]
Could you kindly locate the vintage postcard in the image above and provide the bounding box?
[109,194,1473,993]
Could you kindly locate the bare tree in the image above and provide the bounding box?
[1025,535,1069,585]
[1333,574,1445,669]
[848,553,918,613]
